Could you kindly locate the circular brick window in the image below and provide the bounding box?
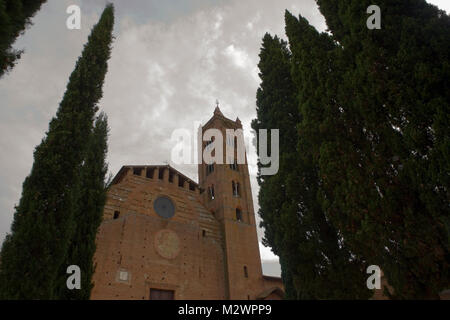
[153,196,175,219]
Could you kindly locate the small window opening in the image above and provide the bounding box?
[202,230,206,237]
[169,170,174,183]
[189,182,196,191]
[208,185,215,200]
[113,211,120,219]
[244,266,248,278]
[232,181,240,197]
[133,167,142,176]
[236,208,242,222]
[158,168,164,180]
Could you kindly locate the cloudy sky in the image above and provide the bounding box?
[1,0,448,277]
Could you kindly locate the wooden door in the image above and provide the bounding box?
[150,288,175,300]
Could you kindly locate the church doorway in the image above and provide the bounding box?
[150,288,175,300]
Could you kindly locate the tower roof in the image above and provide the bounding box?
[204,102,242,129]
[214,106,223,117]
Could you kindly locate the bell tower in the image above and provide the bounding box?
[198,105,264,300]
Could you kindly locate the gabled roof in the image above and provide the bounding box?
[214,106,224,117]
[203,106,242,130]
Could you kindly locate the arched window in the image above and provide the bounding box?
[236,208,242,222]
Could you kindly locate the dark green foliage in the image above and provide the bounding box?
[252,30,371,299]
[59,113,109,300]
[285,11,372,299]
[252,33,299,299]
[255,0,449,299]
[314,0,450,298]
[0,0,47,78]
[0,4,114,299]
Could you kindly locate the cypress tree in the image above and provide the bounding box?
[252,28,371,299]
[314,0,450,298]
[0,4,114,299]
[0,0,47,77]
[252,33,300,299]
[59,113,109,300]
[284,10,370,299]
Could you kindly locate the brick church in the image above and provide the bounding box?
[90,106,284,300]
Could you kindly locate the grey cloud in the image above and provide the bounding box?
[0,0,326,278]
[3,0,448,277]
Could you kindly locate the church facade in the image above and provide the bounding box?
[90,107,284,300]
